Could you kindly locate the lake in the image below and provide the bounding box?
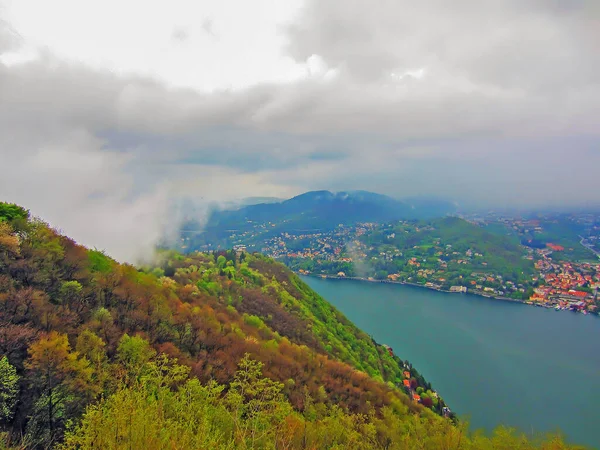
[302,276,600,449]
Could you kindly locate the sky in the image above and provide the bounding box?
[1,0,599,261]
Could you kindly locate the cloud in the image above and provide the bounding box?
[0,17,19,53]
[201,19,216,38]
[171,27,190,42]
[0,1,599,261]
[287,0,600,89]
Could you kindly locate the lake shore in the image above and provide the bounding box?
[297,273,530,305]
[302,275,600,448]
[299,274,598,315]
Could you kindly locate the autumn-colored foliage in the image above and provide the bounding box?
[0,203,585,449]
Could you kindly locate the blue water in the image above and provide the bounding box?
[303,277,600,449]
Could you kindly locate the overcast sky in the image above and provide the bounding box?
[1,0,599,260]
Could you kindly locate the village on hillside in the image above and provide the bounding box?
[180,211,600,315]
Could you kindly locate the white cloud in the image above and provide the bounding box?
[0,0,599,261]
[3,0,307,90]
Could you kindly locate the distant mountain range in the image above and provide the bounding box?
[207,190,456,232]
[175,191,457,250]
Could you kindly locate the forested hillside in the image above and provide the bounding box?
[181,191,456,251]
[361,217,535,277]
[0,203,583,449]
[286,217,538,299]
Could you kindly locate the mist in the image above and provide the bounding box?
[1,0,599,261]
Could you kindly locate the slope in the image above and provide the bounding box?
[285,216,537,298]
[0,203,582,449]
[181,191,456,252]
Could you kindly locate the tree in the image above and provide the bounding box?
[25,332,95,446]
[0,322,37,365]
[0,203,29,223]
[58,280,83,308]
[421,395,433,408]
[75,330,109,391]
[0,222,20,260]
[225,353,292,448]
[0,356,19,423]
[116,334,156,381]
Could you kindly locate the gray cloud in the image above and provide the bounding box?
[171,27,190,42]
[1,2,599,260]
[287,0,600,89]
[0,17,20,53]
[201,19,216,38]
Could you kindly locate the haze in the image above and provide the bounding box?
[1,0,599,261]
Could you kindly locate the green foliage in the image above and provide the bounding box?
[225,354,293,448]
[25,332,96,447]
[58,280,83,306]
[61,350,582,450]
[243,314,265,329]
[0,357,19,423]
[117,334,157,376]
[0,209,586,449]
[287,217,539,295]
[88,249,113,273]
[0,202,29,223]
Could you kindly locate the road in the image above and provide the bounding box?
[579,235,600,258]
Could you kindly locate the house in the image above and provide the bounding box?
[546,243,565,252]
[382,344,394,356]
[403,380,411,387]
[233,244,247,255]
[413,394,421,402]
[403,371,411,378]
[450,286,467,293]
[567,290,588,298]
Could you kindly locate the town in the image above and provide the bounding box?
[179,212,600,315]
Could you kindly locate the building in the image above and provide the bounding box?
[233,244,247,255]
[449,286,467,293]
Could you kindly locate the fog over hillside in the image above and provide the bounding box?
[1,0,599,261]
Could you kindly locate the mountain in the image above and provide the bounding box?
[181,191,456,250]
[0,202,579,449]
[208,190,416,231]
[213,196,286,212]
[238,196,285,206]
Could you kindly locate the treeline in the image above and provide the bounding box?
[0,202,585,449]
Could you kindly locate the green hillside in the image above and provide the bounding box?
[364,217,535,276]
[286,217,538,299]
[178,191,456,252]
[0,203,583,449]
